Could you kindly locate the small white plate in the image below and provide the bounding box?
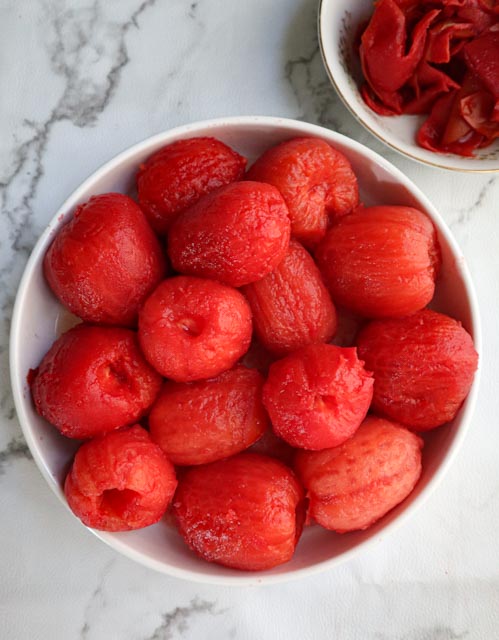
[318,0,499,172]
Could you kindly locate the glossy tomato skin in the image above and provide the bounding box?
[247,137,359,247]
[295,415,423,533]
[149,366,268,466]
[356,309,478,430]
[138,276,252,382]
[315,205,440,319]
[168,181,291,287]
[242,240,337,356]
[44,193,166,326]
[65,425,177,531]
[263,344,373,450]
[31,325,162,439]
[137,137,246,234]
[173,453,305,571]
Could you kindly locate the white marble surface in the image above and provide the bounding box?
[1,1,498,638]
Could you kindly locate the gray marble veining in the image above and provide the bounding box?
[0,0,161,455]
[146,599,221,640]
[0,435,32,475]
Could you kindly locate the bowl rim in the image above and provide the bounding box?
[317,0,499,174]
[9,115,482,585]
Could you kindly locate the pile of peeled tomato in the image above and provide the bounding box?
[30,135,478,571]
[359,0,499,156]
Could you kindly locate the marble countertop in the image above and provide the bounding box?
[1,1,498,638]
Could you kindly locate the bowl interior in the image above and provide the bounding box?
[10,117,481,584]
[318,0,499,172]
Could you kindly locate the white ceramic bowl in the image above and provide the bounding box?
[10,116,481,584]
[318,0,499,173]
